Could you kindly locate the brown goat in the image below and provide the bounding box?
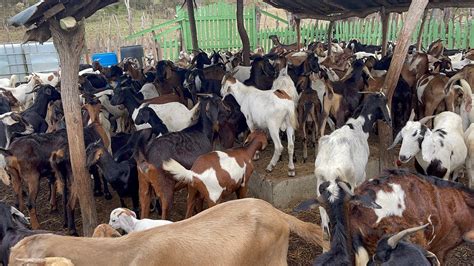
[297,76,321,162]
[416,73,449,117]
[92,224,122,238]
[10,198,329,266]
[162,131,267,218]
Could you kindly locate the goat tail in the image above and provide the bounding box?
[162,159,194,183]
[277,209,330,251]
[190,101,201,120]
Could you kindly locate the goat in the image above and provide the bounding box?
[92,224,122,238]
[28,72,60,87]
[162,130,267,218]
[0,75,18,88]
[134,106,169,136]
[243,57,276,90]
[312,169,474,265]
[131,102,198,131]
[9,198,329,266]
[135,96,220,219]
[221,73,298,176]
[415,73,449,118]
[20,85,61,133]
[464,124,474,189]
[297,76,321,163]
[108,208,172,233]
[368,224,440,266]
[0,203,50,265]
[315,92,391,244]
[2,75,41,109]
[86,141,140,213]
[389,111,467,180]
[269,35,298,53]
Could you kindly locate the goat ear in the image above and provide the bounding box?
[351,194,381,209]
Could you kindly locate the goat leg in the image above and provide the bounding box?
[185,186,198,218]
[101,175,113,200]
[26,173,40,230]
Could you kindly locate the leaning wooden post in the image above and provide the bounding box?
[380,7,389,56]
[50,18,98,236]
[327,21,334,61]
[378,0,429,173]
[186,0,199,50]
[295,17,301,50]
[416,9,429,51]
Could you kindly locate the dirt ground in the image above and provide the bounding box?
[1,136,473,265]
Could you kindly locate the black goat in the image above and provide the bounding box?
[134,106,169,136]
[0,203,51,265]
[21,85,61,133]
[244,57,276,90]
[86,141,140,214]
[368,224,438,266]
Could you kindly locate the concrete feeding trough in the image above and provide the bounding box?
[249,157,381,208]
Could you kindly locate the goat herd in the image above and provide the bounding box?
[0,38,473,265]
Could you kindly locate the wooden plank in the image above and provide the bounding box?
[380,0,429,173]
[470,19,474,48]
[416,9,428,51]
[381,9,389,56]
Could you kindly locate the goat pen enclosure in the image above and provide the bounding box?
[127,2,474,60]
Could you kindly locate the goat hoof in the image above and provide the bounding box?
[68,230,78,236]
[104,193,113,200]
[288,169,296,177]
[265,165,274,172]
[94,190,103,197]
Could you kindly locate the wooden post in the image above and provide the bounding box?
[50,19,98,237]
[237,0,251,66]
[379,0,429,173]
[327,21,334,60]
[381,7,389,56]
[296,17,301,50]
[186,0,199,50]
[417,9,429,51]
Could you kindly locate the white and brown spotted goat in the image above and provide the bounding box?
[163,130,267,217]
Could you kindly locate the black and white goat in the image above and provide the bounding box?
[314,92,391,243]
[389,111,467,180]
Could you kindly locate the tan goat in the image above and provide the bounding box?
[10,198,328,266]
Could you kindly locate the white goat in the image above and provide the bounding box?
[132,102,199,131]
[108,208,172,233]
[445,76,473,131]
[389,111,467,181]
[271,66,299,106]
[221,74,298,176]
[2,76,41,109]
[29,72,60,87]
[464,124,474,189]
[139,83,159,100]
[0,75,18,88]
[232,65,252,82]
[314,93,391,246]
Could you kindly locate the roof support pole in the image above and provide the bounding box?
[381,7,389,56]
[327,21,334,61]
[295,17,301,50]
[417,9,429,51]
[186,0,199,50]
[377,0,429,174]
[50,19,98,237]
[237,0,251,65]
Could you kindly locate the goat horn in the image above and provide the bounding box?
[408,109,416,121]
[337,181,354,196]
[363,66,375,80]
[340,66,353,81]
[387,223,429,249]
[388,131,403,150]
[358,91,377,94]
[419,115,435,125]
[196,93,213,97]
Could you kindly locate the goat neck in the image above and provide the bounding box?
[122,89,142,115]
[244,138,265,159]
[26,92,52,118]
[190,102,214,142]
[314,194,353,265]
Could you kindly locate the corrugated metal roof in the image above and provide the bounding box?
[264,0,474,21]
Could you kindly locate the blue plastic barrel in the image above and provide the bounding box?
[91,52,118,67]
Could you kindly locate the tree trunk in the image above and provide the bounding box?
[379,0,429,173]
[296,18,301,50]
[237,0,251,66]
[187,0,199,50]
[327,21,334,61]
[381,8,389,56]
[50,19,98,237]
[417,9,429,51]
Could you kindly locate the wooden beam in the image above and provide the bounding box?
[43,3,65,20]
[295,18,301,50]
[378,0,429,173]
[381,7,389,56]
[60,17,77,30]
[327,21,334,59]
[237,0,251,65]
[186,0,199,50]
[417,9,429,51]
[49,19,98,237]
